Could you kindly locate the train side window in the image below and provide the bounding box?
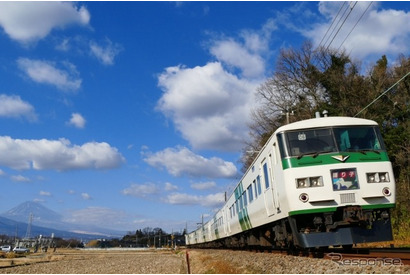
[263,163,270,189]
[235,201,239,215]
[248,185,253,203]
[256,176,262,195]
[243,191,248,207]
[253,180,258,199]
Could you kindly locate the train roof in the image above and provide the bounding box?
[276,116,378,133]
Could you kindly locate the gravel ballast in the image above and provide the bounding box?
[0,248,409,274]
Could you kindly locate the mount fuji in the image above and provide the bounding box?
[0,201,124,240]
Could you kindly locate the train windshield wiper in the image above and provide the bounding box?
[297,150,333,159]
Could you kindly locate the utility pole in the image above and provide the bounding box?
[25,213,33,240]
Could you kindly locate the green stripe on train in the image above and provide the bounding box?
[282,151,390,170]
[289,203,395,216]
[235,182,252,231]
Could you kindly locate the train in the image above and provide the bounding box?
[185,115,396,249]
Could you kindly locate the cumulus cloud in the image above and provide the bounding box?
[209,19,275,78]
[0,136,125,171]
[0,2,90,44]
[17,58,82,92]
[164,192,225,208]
[144,146,238,178]
[157,62,258,151]
[210,39,265,78]
[155,19,277,152]
[90,39,123,65]
[303,2,410,59]
[0,94,37,121]
[67,113,86,128]
[121,183,160,198]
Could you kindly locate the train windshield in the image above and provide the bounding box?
[280,126,385,158]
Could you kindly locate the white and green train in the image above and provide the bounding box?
[186,116,395,249]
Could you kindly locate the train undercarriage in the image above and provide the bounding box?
[188,206,393,250]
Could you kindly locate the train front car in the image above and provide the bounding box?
[279,116,396,248]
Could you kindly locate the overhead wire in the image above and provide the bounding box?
[337,1,373,52]
[321,2,351,50]
[318,2,347,49]
[324,1,358,53]
[354,72,410,117]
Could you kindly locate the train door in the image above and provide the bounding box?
[261,155,275,216]
[261,151,279,216]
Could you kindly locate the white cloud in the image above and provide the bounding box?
[121,183,160,198]
[165,182,178,191]
[191,181,217,190]
[17,58,82,92]
[0,136,125,171]
[304,2,410,59]
[155,20,276,152]
[0,94,37,121]
[81,193,92,200]
[164,192,225,208]
[10,174,30,182]
[90,39,122,65]
[210,39,265,78]
[67,113,86,129]
[209,19,275,79]
[64,207,127,226]
[157,62,258,151]
[0,169,5,176]
[0,2,90,44]
[144,146,237,178]
[39,191,51,196]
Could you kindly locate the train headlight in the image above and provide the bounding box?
[297,178,309,188]
[367,173,376,183]
[310,177,323,187]
[379,172,389,182]
[296,176,323,188]
[366,172,390,183]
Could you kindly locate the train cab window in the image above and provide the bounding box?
[334,126,385,151]
[248,185,254,203]
[277,133,287,158]
[256,176,262,195]
[285,128,337,157]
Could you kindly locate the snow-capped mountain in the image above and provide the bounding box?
[2,201,62,228]
[0,201,124,239]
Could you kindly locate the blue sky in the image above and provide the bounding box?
[0,1,409,235]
